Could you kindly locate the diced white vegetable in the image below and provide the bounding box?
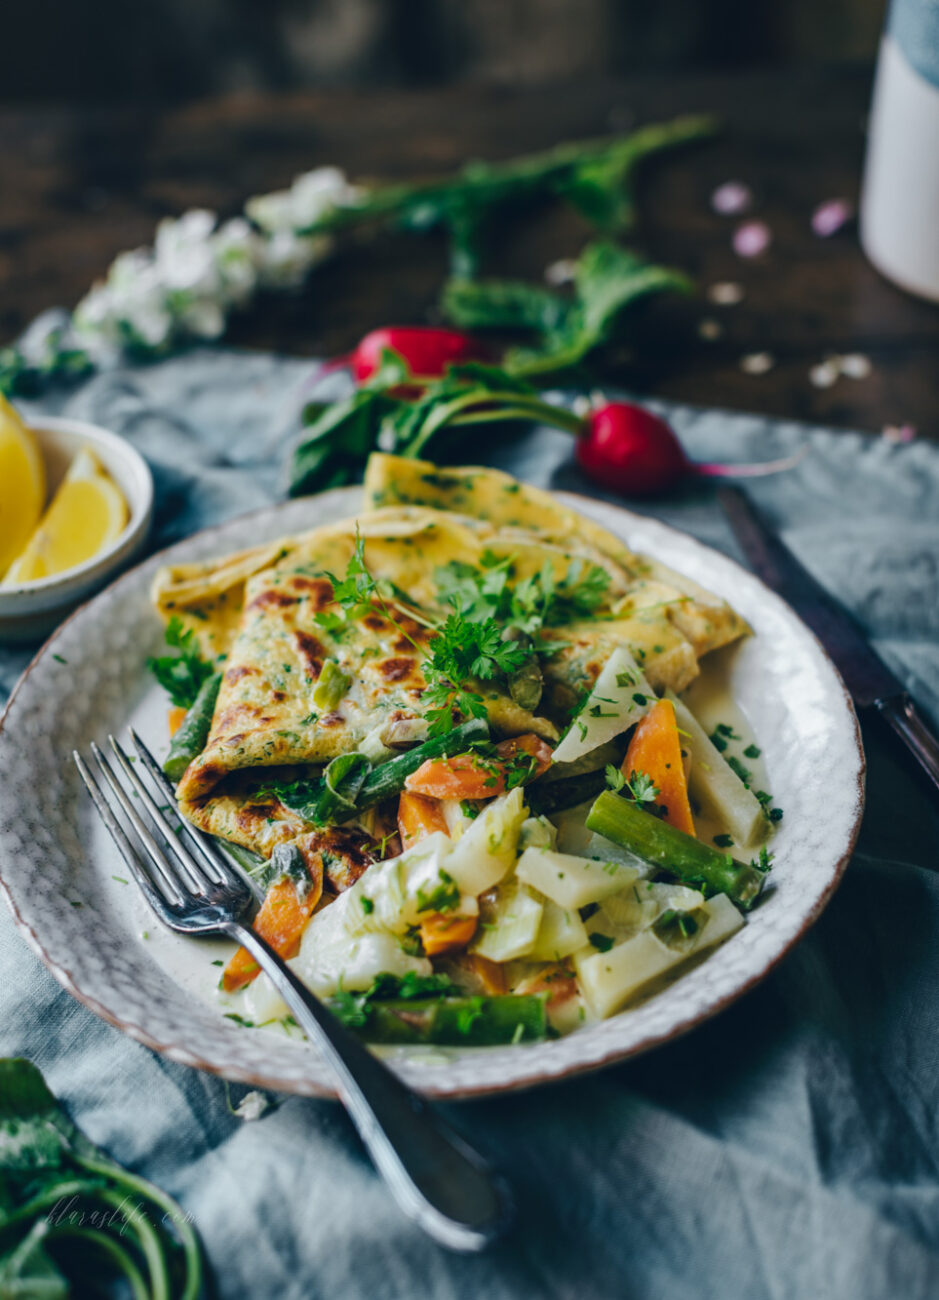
[518,815,557,852]
[552,646,655,764]
[516,846,638,909]
[470,880,544,962]
[551,801,597,856]
[294,893,431,996]
[528,899,589,961]
[574,892,744,1018]
[668,691,765,847]
[439,798,471,837]
[446,787,527,896]
[583,831,649,875]
[589,881,705,945]
[538,740,622,783]
[358,725,395,765]
[239,971,289,1026]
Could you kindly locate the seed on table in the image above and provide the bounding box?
[706,281,745,306]
[809,361,840,388]
[840,353,872,379]
[697,318,724,340]
[740,352,775,375]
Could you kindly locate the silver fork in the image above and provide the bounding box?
[73,731,511,1253]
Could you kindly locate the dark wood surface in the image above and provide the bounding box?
[2,69,936,435]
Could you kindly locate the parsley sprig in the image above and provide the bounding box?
[317,530,532,737]
[435,550,610,638]
[605,764,660,807]
[147,615,214,709]
[422,611,529,737]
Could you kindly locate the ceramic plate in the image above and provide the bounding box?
[0,490,865,1099]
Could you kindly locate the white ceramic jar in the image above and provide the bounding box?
[861,0,939,301]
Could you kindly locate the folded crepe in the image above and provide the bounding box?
[152,456,748,856]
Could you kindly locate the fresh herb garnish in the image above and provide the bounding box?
[0,1059,203,1296]
[751,846,775,873]
[589,932,615,952]
[713,833,734,848]
[415,869,461,914]
[147,615,213,709]
[329,971,459,1028]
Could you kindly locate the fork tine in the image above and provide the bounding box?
[106,736,212,897]
[89,740,199,904]
[74,750,184,910]
[128,727,234,888]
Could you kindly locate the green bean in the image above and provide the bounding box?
[328,994,548,1045]
[277,717,490,825]
[163,671,222,781]
[585,790,766,910]
[526,769,607,816]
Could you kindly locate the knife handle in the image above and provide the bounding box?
[877,695,939,796]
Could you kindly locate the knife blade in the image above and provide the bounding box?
[718,485,939,796]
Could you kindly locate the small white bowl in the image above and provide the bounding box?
[0,416,153,645]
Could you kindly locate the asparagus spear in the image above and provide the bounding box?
[163,671,222,781]
[327,994,548,1046]
[278,717,490,825]
[585,790,767,910]
[526,769,607,817]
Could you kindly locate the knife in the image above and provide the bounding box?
[718,485,939,796]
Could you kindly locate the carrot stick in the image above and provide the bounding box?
[405,734,553,800]
[419,912,477,957]
[167,706,188,737]
[397,790,449,851]
[222,854,323,992]
[622,697,695,835]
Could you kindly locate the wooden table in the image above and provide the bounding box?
[2,69,936,435]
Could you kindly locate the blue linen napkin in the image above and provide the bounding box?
[1,349,938,1299]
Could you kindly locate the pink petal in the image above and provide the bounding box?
[711,181,753,215]
[733,220,772,259]
[811,199,854,238]
[882,423,917,443]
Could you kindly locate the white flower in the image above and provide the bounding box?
[154,210,221,298]
[246,166,363,234]
[258,230,332,289]
[211,217,263,307]
[178,297,226,340]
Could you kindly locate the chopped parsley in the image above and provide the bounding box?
[751,846,775,873]
[360,896,375,914]
[713,833,734,848]
[329,971,459,1028]
[589,933,615,952]
[147,615,214,709]
[416,869,461,914]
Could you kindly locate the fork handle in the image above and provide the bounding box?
[226,923,512,1252]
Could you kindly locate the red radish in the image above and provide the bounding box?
[576,402,805,497]
[350,327,488,383]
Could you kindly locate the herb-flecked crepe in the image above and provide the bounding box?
[151,455,747,856]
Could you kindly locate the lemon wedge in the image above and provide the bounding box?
[0,394,46,578]
[3,447,128,585]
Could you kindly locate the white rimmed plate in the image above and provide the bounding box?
[0,490,864,1099]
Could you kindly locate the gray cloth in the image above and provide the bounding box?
[1,349,938,1299]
